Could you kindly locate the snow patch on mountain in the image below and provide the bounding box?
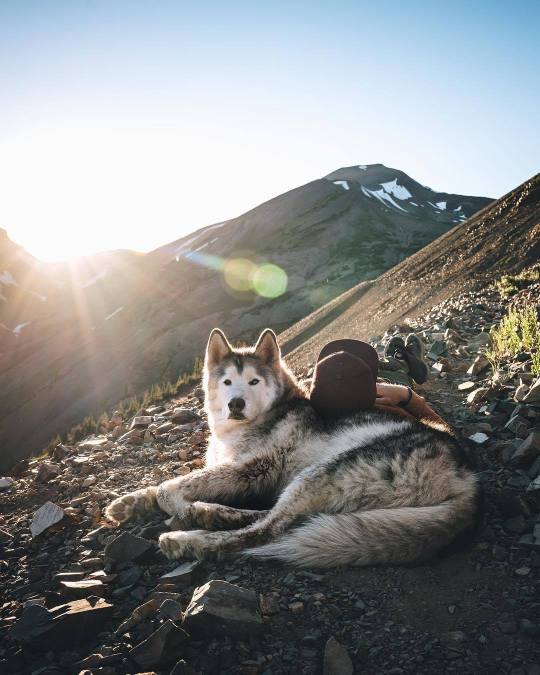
[358,165,367,170]
[435,201,447,210]
[173,221,226,259]
[361,186,408,212]
[174,233,203,257]
[191,241,210,254]
[380,179,412,201]
[334,180,350,191]
[205,221,227,233]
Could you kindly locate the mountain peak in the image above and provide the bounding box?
[323,164,488,220]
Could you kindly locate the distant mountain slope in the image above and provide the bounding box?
[149,164,490,307]
[0,164,491,470]
[281,172,540,371]
[0,228,56,345]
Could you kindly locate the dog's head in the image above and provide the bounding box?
[203,327,294,429]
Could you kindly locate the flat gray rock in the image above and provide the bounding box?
[467,355,490,376]
[158,598,183,621]
[523,378,540,403]
[104,531,153,562]
[468,332,491,348]
[130,415,153,428]
[35,462,61,483]
[511,432,540,467]
[183,579,262,638]
[54,571,85,584]
[115,598,158,635]
[9,603,53,641]
[10,598,114,648]
[427,340,448,360]
[160,560,200,586]
[171,408,200,424]
[468,432,489,444]
[129,619,189,668]
[30,501,65,538]
[59,579,105,597]
[0,476,14,490]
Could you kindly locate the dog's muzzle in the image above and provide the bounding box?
[228,397,246,420]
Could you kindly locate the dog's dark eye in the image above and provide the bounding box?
[223,379,232,386]
[249,378,260,386]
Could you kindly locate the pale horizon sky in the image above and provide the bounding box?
[1,1,539,261]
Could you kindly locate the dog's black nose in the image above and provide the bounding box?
[228,397,246,412]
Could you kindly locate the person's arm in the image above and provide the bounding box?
[375,383,454,435]
[405,391,454,434]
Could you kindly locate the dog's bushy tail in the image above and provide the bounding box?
[245,494,477,568]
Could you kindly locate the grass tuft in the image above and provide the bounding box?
[487,303,540,375]
[495,264,540,297]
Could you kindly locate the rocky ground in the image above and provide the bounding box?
[1,282,539,675]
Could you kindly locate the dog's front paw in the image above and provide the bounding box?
[105,493,138,523]
[104,486,157,523]
[159,530,209,560]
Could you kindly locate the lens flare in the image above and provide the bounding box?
[253,263,288,298]
[183,251,224,271]
[182,250,288,298]
[223,258,257,292]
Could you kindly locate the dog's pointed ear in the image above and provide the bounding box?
[254,329,280,365]
[206,328,233,369]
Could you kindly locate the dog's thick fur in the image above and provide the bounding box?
[105,328,478,568]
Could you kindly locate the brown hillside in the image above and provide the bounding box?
[282,173,540,370]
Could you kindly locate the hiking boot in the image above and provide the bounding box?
[405,333,429,384]
[384,336,407,360]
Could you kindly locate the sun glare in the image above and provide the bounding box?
[0,121,289,263]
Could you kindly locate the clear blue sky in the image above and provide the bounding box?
[0,0,538,260]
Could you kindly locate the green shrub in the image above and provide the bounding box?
[532,351,540,377]
[495,265,540,297]
[487,302,540,375]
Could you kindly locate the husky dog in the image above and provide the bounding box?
[105,328,478,568]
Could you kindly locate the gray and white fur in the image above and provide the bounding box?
[105,328,479,568]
